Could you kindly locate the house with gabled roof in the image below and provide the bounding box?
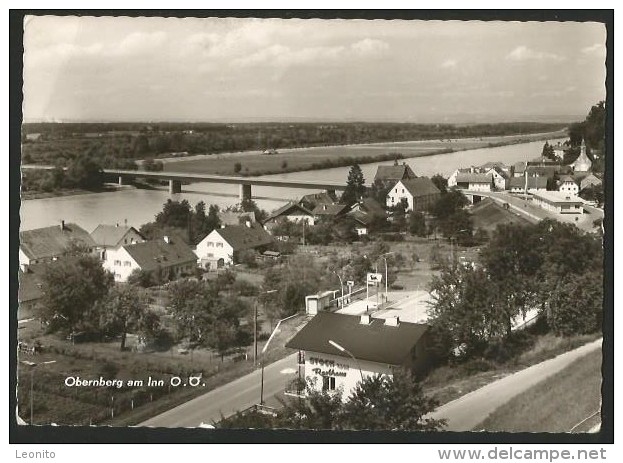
[580,174,602,191]
[264,202,315,228]
[508,176,547,193]
[374,162,417,185]
[299,191,337,210]
[286,312,431,399]
[454,173,493,192]
[558,175,579,196]
[312,203,350,219]
[19,221,96,267]
[386,177,441,211]
[91,224,145,250]
[102,235,197,282]
[195,223,274,268]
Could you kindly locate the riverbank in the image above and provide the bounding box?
[20,184,137,201]
[161,129,568,177]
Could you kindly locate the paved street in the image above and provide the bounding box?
[139,353,298,428]
[428,338,602,431]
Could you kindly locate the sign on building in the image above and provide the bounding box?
[366,273,383,284]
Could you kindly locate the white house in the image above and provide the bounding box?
[454,173,493,192]
[484,167,508,190]
[263,202,316,227]
[386,178,441,212]
[508,176,548,193]
[19,221,96,268]
[103,235,197,282]
[195,223,274,269]
[286,312,431,400]
[558,175,579,196]
[90,224,145,257]
[531,191,584,215]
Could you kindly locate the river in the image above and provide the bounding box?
[19,137,564,232]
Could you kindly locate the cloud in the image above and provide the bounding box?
[506,45,565,62]
[581,43,606,56]
[441,59,457,69]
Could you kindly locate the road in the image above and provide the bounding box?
[139,353,298,428]
[428,338,602,431]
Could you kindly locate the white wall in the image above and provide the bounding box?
[195,230,234,267]
[559,183,579,196]
[386,181,414,211]
[468,182,492,192]
[19,248,31,267]
[103,247,139,282]
[304,350,394,402]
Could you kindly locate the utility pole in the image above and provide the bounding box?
[253,301,258,365]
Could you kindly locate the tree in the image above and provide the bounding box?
[429,189,469,220]
[127,268,157,288]
[409,212,427,237]
[541,141,555,160]
[341,164,366,205]
[65,153,104,189]
[167,279,220,344]
[431,174,448,194]
[547,271,603,336]
[155,199,192,229]
[342,370,445,431]
[41,255,114,334]
[439,209,473,245]
[97,285,160,350]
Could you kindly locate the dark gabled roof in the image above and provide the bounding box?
[312,203,349,216]
[525,165,572,178]
[374,164,416,183]
[215,224,274,251]
[123,236,197,272]
[359,197,386,217]
[20,223,95,261]
[265,202,314,223]
[508,176,548,189]
[219,211,256,226]
[90,224,144,247]
[397,177,441,197]
[558,175,577,184]
[347,210,372,226]
[299,192,337,207]
[285,312,429,366]
[455,173,492,184]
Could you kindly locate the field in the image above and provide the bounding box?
[161,130,567,176]
[475,348,602,432]
[16,311,309,426]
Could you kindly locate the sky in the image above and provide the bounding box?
[22,16,607,123]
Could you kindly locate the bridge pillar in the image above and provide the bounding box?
[118,176,124,186]
[239,184,252,202]
[169,180,182,194]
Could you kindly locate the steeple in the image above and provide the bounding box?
[580,138,586,157]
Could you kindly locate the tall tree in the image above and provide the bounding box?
[431,174,448,194]
[41,255,114,333]
[341,164,366,205]
[97,285,160,350]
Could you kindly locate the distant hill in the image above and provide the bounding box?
[471,198,532,232]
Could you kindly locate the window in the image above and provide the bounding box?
[114,260,121,266]
[402,189,405,194]
[124,261,131,267]
[207,253,214,258]
[322,376,336,391]
[207,242,214,247]
[216,243,223,248]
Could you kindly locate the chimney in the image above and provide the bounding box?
[220,224,226,229]
[360,314,371,325]
[323,205,327,211]
[163,236,170,244]
[116,223,119,228]
[60,220,65,231]
[384,316,400,327]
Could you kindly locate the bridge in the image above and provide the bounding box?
[21,165,347,201]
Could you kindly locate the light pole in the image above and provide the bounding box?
[328,340,364,382]
[25,360,56,424]
[254,289,278,365]
[332,270,344,308]
[260,312,298,404]
[377,252,394,304]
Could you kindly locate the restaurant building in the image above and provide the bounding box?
[285,312,431,400]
